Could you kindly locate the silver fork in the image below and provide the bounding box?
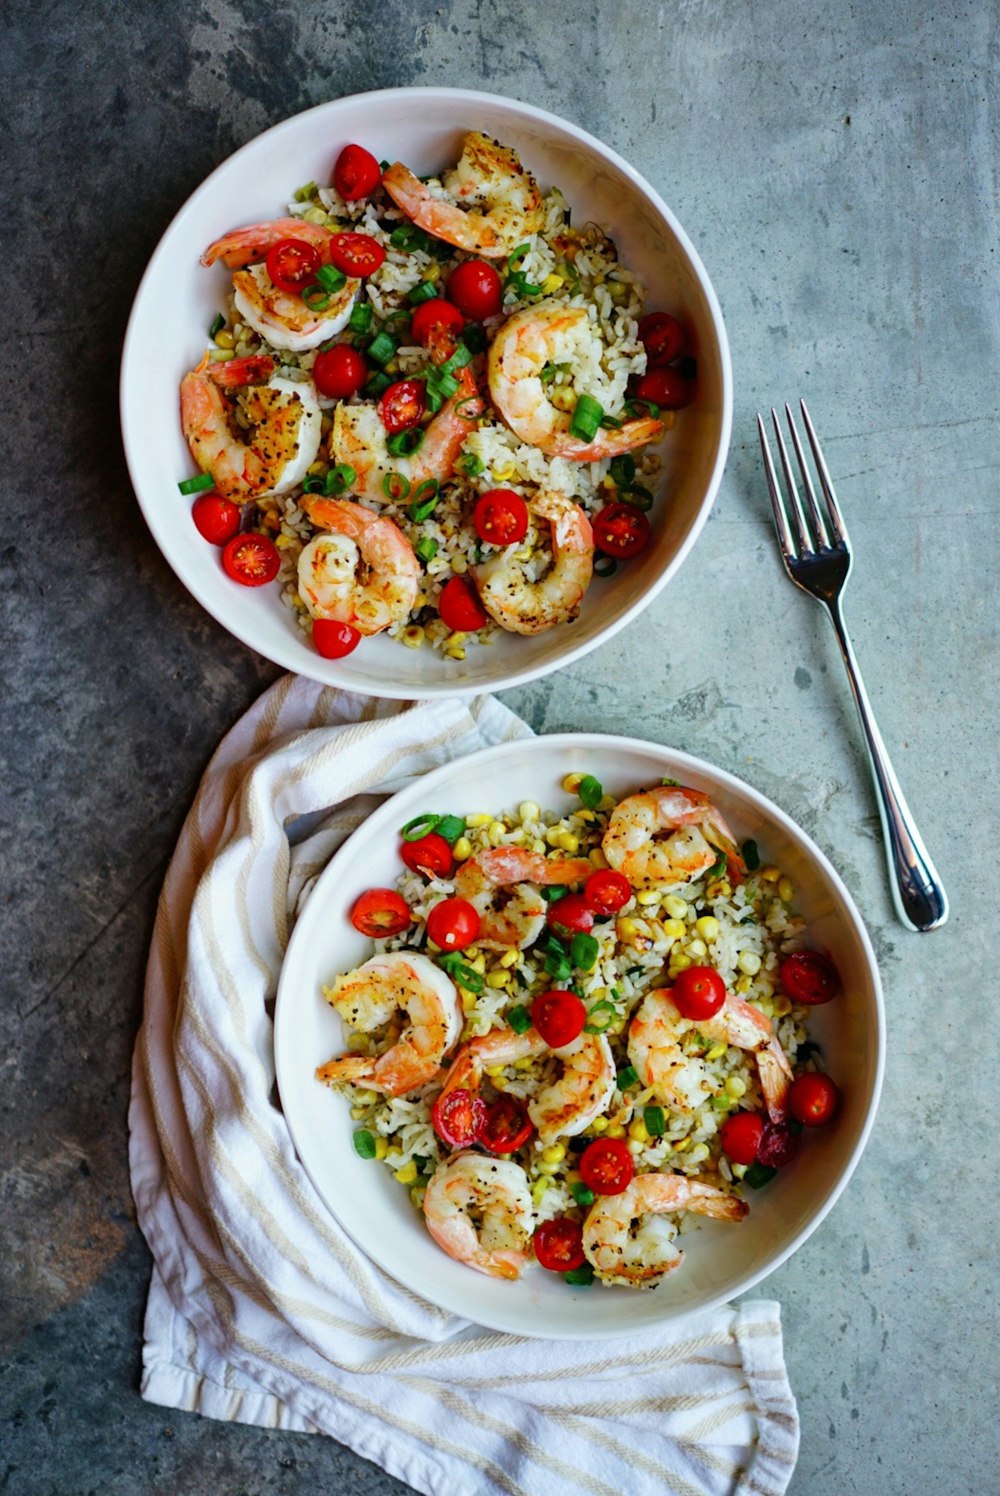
[757,400,948,932]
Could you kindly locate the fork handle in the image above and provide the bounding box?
[827,601,949,931]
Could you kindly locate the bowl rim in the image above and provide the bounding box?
[119,86,734,698]
[274,729,885,1337]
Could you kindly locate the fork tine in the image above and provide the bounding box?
[756,413,798,562]
[770,408,813,554]
[784,403,830,549]
[799,399,850,548]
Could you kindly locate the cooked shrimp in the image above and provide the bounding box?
[297,497,420,635]
[471,488,594,635]
[487,302,664,459]
[201,219,358,353]
[315,951,462,1097]
[452,846,592,948]
[602,785,746,891]
[628,987,792,1122]
[439,1025,616,1143]
[582,1172,748,1287]
[180,353,322,500]
[382,132,544,258]
[422,1152,534,1279]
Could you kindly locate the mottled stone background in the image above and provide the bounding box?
[1,1,996,1492]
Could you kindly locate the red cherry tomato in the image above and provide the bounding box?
[756,1121,801,1169]
[789,1072,840,1127]
[221,533,280,586]
[592,503,651,560]
[672,966,727,1021]
[546,894,595,938]
[431,1087,487,1149]
[350,887,412,937]
[578,1137,635,1196]
[312,344,368,400]
[480,1096,534,1154]
[333,143,381,201]
[401,832,453,878]
[472,489,529,546]
[438,576,489,632]
[410,298,466,346]
[191,493,240,546]
[533,1217,586,1272]
[426,897,480,951]
[264,238,322,294]
[719,1110,765,1165]
[379,378,425,433]
[584,869,631,915]
[638,312,685,366]
[779,951,841,1005]
[634,365,692,409]
[328,231,386,278]
[531,990,587,1049]
[312,619,361,658]
[446,259,503,319]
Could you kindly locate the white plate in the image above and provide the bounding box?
[274,734,884,1338]
[120,87,732,697]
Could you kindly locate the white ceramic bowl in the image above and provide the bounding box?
[274,734,884,1338]
[121,87,732,698]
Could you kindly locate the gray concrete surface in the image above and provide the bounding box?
[2,1,997,1492]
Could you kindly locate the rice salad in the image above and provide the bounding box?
[316,772,844,1289]
[178,133,693,662]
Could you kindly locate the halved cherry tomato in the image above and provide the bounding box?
[584,869,631,915]
[328,231,386,278]
[312,619,361,658]
[578,1137,635,1196]
[638,311,685,366]
[401,832,453,878]
[789,1072,840,1126]
[192,493,240,546]
[438,576,489,632]
[410,298,466,346]
[481,1096,534,1154]
[531,989,587,1048]
[221,533,280,586]
[592,503,651,560]
[634,365,692,409]
[350,887,411,937]
[312,344,368,400]
[756,1121,801,1169]
[431,1087,487,1149]
[426,897,480,951]
[264,238,322,295]
[779,951,841,1005]
[446,259,503,320]
[333,143,381,201]
[719,1110,765,1165]
[379,378,425,433]
[546,894,595,938]
[672,965,727,1021]
[533,1217,586,1272]
[472,489,529,546]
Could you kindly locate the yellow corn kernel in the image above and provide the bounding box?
[636,890,661,907]
[565,1169,582,1187]
[664,895,689,920]
[394,1161,418,1186]
[670,953,692,972]
[466,812,492,828]
[350,1105,365,1120]
[274,532,294,550]
[590,1115,608,1134]
[541,271,565,293]
[589,847,609,869]
[499,949,519,969]
[484,1065,505,1078]
[635,1086,656,1107]
[562,772,584,794]
[760,865,781,883]
[445,644,466,660]
[731,1161,747,1180]
[465,947,481,960]
[555,830,579,853]
[685,937,707,960]
[493,462,515,481]
[213,327,235,348]
[725,1075,747,1098]
[707,879,732,899]
[346,1033,369,1054]
[617,916,640,939]
[672,1136,691,1152]
[576,808,598,824]
[628,1118,650,1144]
[705,1042,728,1061]
[738,951,761,976]
[695,915,720,941]
[487,820,507,845]
[401,625,425,649]
[288,591,304,609]
[605,1120,626,1139]
[374,1135,389,1160]
[735,975,752,994]
[302,205,327,224]
[544,825,563,847]
[773,994,792,1017]
[354,1089,378,1106]
[460,990,477,1012]
[452,835,472,861]
[662,918,686,939]
[777,877,794,903]
[541,1142,566,1164]
[550,386,576,413]
[598,794,616,812]
[513,1056,534,1070]
[518,800,541,823]
[688,1143,710,1164]
[207,347,235,362]
[486,969,509,989]
[468,953,487,974]
[627,1138,645,1156]
[756,975,775,1000]
[423,260,442,283]
[410,1185,426,1210]
[536,1159,561,1175]
[531,1178,550,1205]
[531,837,548,855]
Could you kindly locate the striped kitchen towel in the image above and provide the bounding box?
[128,673,799,1496]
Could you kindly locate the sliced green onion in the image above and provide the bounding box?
[624,397,661,420]
[387,427,425,458]
[610,454,636,486]
[539,360,572,387]
[660,777,679,788]
[577,775,603,810]
[426,367,460,404]
[706,848,728,880]
[564,1264,595,1286]
[461,323,486,354]
[302,475,326,494]
[539,884,568,904]
[711,1095,733,1111]
[617,1065,639,1090]
[300,284,331,311]
[583,999,618,1034]
[326,463,356,495]
[408,479,440,522]
[316,263,347,294]
[744,1162,777,1190]
[382,471,411,502]
[379,159,390,173]
[508,1004,532,1034]
[569,395,604,442]
[570,932,599,971]
[383,307,413,333]
[643,1105,666,1137]
[544,949,573,984]
[408,280,438,306]
[415,536,439,564]
[349,302,373,335]
[620,483,655,511]
[454,395,480,423]
[401,813,440,840]
[570,1181,596,1208]
[390,224,425,251]
[599,413,623,430]
[593,555,617,578]
[178,473,214,495]
[458,452,486,478]
[438,954,484,992]
[505,269,543,298]
[367,330,396,365]
[741,839,761,872]
[435,814,466,845]
[208,313,225,339]
[508,242,531,270]
[294,180,318,202]
[366,371,393,398]
[440,343,472,376]
[352,1129,377,1159]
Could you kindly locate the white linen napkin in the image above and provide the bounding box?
[129,673,799,1496]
